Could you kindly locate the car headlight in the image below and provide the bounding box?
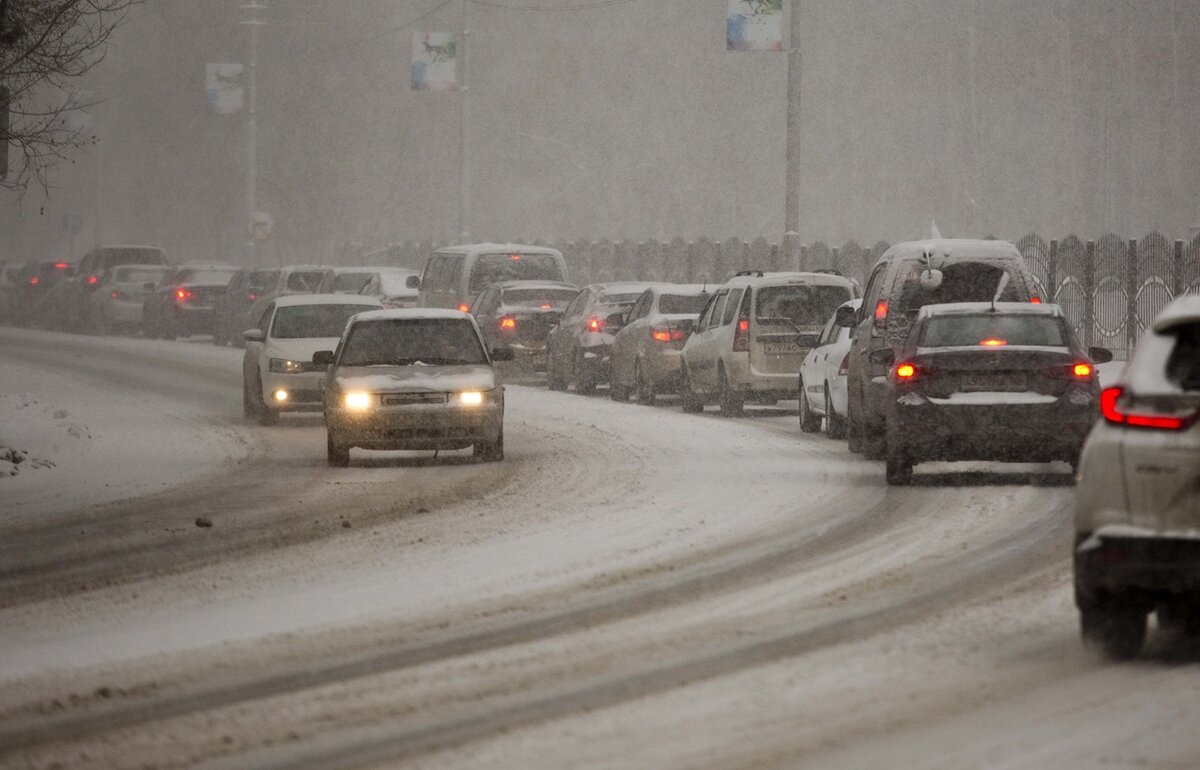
[344,391,373,410]
[453,390,496,407]
[269,358,306,374]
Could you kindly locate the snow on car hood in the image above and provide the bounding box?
[333,364,498,393]
[266,337,342,362]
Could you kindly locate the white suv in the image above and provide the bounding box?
[680,271,857,416]
[1074,294,1200,659]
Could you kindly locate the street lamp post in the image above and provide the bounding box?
[241,3,266,266]
[783,1,802,269]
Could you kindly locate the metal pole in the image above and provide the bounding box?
[458,0,471,244]
[783,1,802,270]
[242,3,266,266]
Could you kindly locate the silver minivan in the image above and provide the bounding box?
[418,243,569,313]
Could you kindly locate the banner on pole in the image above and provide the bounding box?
[206,63,245,115]
[412,32,458,92]
[727,0,784,51]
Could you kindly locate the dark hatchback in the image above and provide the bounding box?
[876,302,1111,484]
[142,264,238,339]
[8,261,75,325]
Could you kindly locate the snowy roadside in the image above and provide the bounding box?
[0,342,249,520]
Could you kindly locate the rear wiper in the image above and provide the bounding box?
[758,316,805,334]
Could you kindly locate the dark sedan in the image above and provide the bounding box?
[470,280,578,370]
[142,263,237,340]
[876,302,1111,484]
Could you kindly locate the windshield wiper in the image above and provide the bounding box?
[757,316,805,334]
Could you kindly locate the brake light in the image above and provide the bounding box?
[895,363,917,379]
[29,276,39,286]
[87,274,98,285]
[499,316,517,330]
[510,254,521,261]
[873,300,888,325]
[1030,297,1042,304]
[458,304,470,313]
[1100,386,1197,431]
[733,318,750,352]
[54,262,69,269]
[651,326,686,343]
[175,288,193,301]
[838,352,850,376]
[541,303,551,310]
[1073,363,1092,378]
[248,292,258,301]
[980,338,1007,347]
[586,316,604,332]
[110,290,122,300]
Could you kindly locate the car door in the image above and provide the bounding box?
[613,290,652,386]
[802,315,835,410]
[849,262,889,417]
[685,289,729,393]
[470,286,499,350]
[552,288,588,372]
[246,300,277,385]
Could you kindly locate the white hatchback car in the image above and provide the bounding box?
[798,298,861,438]
[242,294,382,425]
[1074,294,1200,659]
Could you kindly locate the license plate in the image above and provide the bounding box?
[763,341,799,355]
[961,373,1027,392]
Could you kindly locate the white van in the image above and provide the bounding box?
[418,243,569,312]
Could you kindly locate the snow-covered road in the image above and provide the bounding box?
[1,327,1197,769]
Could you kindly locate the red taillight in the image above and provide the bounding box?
[895,363,917,379]
[980,338,1007,347]
[873,300,888,325]
[738,319,749,332]
[29,276,39,286]
[586,316,604,332]
[651,326,686,343]
[732,319,750,352]
[510,254,521,261]
[1030,297,1042,304]
[110,290,121,300]
[540,303,552,310]
[1100,386,1197,431]
[499,316,517,330]
[457,303,470,313]
[54,262,69,269]
[87,274,98,285]
[1073,363,1092,378]
[175,288,193,301]
[837,352,850,376]
[248,292,258,301]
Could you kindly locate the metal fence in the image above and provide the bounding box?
[362,231,1200,354]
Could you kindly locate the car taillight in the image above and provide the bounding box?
[1030,297,1042,304]
[29,276,39,286]
[87,274,98,285]
[175,288,193,302]
[1072,363,1092,378]
[733,318,750,352]
[894,362,917,380]
[837,352,850,376]
[540,303,552,310]
[980,338,1007,347]
[873,300,888,327]
[110,290,124,300]
[458,304,470,313]
[1100,386,1198,430]
[651,326,686,343]
[499,316,517,330]
[248,292,258,301]
[586,316,604,332]
[54,262,69,270]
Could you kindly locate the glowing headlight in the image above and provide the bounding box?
[269,358,305,374]
[344,391,372,410]
[273,389,289,402]
[458,391,484,406]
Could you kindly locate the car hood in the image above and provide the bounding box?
[333,364,498,393]
[266,337,343,361]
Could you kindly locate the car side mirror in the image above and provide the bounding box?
[312,350,335,366]
[143,282,157,291]
[242,329,265,343]
[834,305,858,328]
[868,348,895,366]
[405,275,420,290]
[1088,346,1113,365]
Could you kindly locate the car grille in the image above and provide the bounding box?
[382,393,447,406]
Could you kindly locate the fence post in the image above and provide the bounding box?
[1174,239,1184,297]
[1048,239,1059,302]
[1084,240,1096,347]
[1126,239,1138,353]
[800,245,808,271]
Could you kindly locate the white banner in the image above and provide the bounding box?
[206,63,245,115]
[412,32,458,92]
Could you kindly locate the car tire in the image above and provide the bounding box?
[862,424,887,461]
[634,361,656,406]
[885,428,913,485]
[798,381,821,433]
[1081,602,1146,660]
[680,367,704,414]
[252,374,278,426]
[474,428,504,462]
[242,374,258,420]
[718,367,744,418]
[847,389,864,453]
[574,351,596,395]
[327,433,350,467]
[825,387,847,440]
[547,354,567,391]
[609,379,630,402]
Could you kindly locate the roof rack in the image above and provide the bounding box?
[734,270,766,277]
[812,268,842,276]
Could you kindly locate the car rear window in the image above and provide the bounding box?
[501,288,578,307]
[919,314,1068,348]
[659,294,709,314]
[895,260,1026,317]
[286,271,327,292]
[175,268,237,285]
[250,269,280,287]
[100,248,167,267]
[333,272,374,293]
[1165,322,1200,391]
[340,318,487,366]
[597,292,643,306]
[755,285,851,326]
[114,266,170,284]
[271,304,377,339]
[469,254,564,293]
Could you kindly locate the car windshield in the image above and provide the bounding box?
[1166,322,1200,390]
[174,268,236,285]
[659,294,709,314]
[114,266,170,284]
[333,272,374,293]
[920,314,1068,348]
[755,285,851,325]
[339,318,487,366]
[271,303,377,339]
[249,269,280,287]
[501,288,578,308]
[286,271,326,292]
[469,253,564,293]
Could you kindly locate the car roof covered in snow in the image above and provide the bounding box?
[495,280,578,292]
[917,301,1061,320]
[1151,295,1200,333]
[883,238,1022,260]
[350,308,472,323]
[272,293,383,308]
[435,243,563,257]
[724,271,856,289]
[656,283,712,296]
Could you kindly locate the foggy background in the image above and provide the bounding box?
[3,0,1199,265]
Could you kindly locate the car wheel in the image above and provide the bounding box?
[718,367,744,418]
[847,389,864,453]
[1081,602,1146,660]
[574,350,596,395]
[609,377,630,402]
[547,354,567,391]
[242,373,258,420]
[634,361,656,406]
[91,308,110,336]
[798,381,821,433]
[825,387,847,440]
[161,314,178,341]
[253,374,278,426]
[680,367,704,414]
[326,433,350,467]
[884,427,913,485]
[474,427,504,462]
